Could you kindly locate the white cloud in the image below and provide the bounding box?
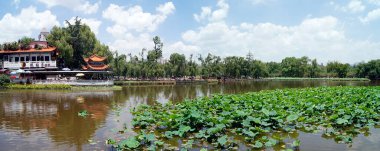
[165,41,200,57]
[332,0,365,13]
[104,2,176,55]
[347,0,366,12]
[193,0,229,22]
[0,6,59,43]
[180,16,380,64]
[157,2,175,15]
[37,0,100,14]
[194,7,212,22]
[65,17,102,35]
[360,8,380,23]
[103,2,175,35]
[368,0,380,5]
[109,33,153,53]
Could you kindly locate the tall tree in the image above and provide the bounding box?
[169,53,187,78]
[326,61,350,78]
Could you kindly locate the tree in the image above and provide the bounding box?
[267,62,281,77]
[224,56,245,78]
[47,17,113,69]
[65,17,86,69]
[19,37,34,50]
[281,57,309,77]
[308,59,320,78]
[355,59,380,79]
[0,74,11,87]
[187,54,198,77]
[250,60,268,78]
[199,53,223,79]
[113,51,127,79]
[326,61,350,78]
[168,53,187,78]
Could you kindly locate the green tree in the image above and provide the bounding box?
[19,37,34,50]
[355,59,380,79]
[113,51,127,79]
[250,60,268,78]
[0,74,11,87]
[187,54,198,77]
[267,62,281,77]
[47,17,113,69]
[308,59,320,78]
[326,61,350,78]
[281,57,309,77]
[168,53,187,77]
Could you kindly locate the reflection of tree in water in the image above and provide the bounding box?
[0,90,113,151]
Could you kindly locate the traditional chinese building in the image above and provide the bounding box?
[0,31,58,70]
[82,54,109,71]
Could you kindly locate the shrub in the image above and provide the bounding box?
[0,74,11,87]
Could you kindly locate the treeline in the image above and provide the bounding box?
[0,37,36,50]
[112,37,380,80]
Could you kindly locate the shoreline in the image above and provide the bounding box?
[2,84,122,90]
[115,77,371,86]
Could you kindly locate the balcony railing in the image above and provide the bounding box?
[33,80,114,86]
[3,61,57,69]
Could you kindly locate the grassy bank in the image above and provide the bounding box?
[264,77,370,81]
[107,86,380,150]
[5,84,122,90]
[6,84,72,89]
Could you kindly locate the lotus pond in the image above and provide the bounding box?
[107,86,380,151]
[0,80,379,150]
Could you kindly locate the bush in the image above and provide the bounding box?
[0,74,11,87]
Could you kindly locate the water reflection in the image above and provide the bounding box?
[0,80,378,150]
[0,90,113,150]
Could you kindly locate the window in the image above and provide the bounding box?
[26,56,30,61]
[15,57,19,62]
[9,57,13,62]
[44,56,50,61]
[32,56,36,61]
[4,55,8,61]
[37,56,41,61]
[20,57,25,61]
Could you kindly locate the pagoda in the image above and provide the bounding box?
[82,54,109,71]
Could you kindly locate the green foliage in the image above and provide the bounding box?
[6,84,72,89]
[281,56,309,77]
[0,74,11,87]
[198,53,224,78]
[1,41,19,51]
[327,61,350,78]
[47,17,112,69]
[355,59,380,80]
[78,110,89,117]
[169,53,187,77]
[109,86,380,150]
[19,37,34,50]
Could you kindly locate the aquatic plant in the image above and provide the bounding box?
[78,110,89,117]
[109,86,380,150]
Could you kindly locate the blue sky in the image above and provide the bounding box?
[0,0,379,64]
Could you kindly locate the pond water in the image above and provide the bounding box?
[0,80,379,151]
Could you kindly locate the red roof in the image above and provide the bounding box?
[82,64,109,71]
[84,54,107,62]
[0,47,56,54]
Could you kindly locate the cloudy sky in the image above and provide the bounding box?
[0,0,379,64]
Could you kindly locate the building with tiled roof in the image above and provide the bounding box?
[82,54,109,71]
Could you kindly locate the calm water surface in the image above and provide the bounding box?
[0,80,379,151]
